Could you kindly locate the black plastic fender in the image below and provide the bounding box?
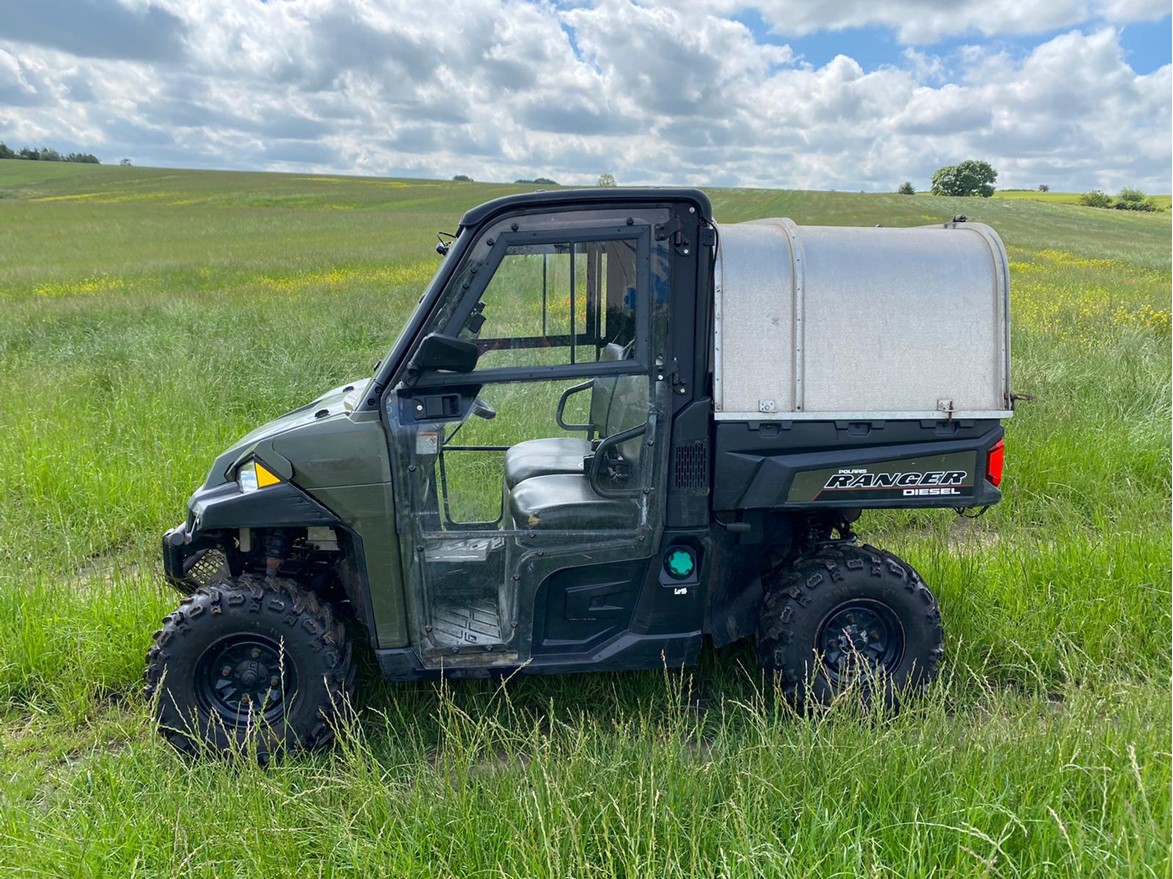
[188,481,341,531]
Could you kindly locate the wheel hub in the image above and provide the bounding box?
[836,624,870,653]
[195,636,295,722]
[237,661,263,688]
[817,599,905,682]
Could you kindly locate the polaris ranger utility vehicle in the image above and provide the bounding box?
[148,188,1011,754]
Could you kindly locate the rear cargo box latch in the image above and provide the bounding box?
[936,398,955,419]
[758,400,777,413]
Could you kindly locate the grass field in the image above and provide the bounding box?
[993,189,1173,210]
[0,162,1169,877]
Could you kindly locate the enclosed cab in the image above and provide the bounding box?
[148,189,1011,755]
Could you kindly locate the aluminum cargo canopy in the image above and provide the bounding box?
[713,218,1013,421]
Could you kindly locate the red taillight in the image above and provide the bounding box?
[986,439,1005,487]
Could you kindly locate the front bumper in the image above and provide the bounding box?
[161,523,189,585]
[160,480,341,592]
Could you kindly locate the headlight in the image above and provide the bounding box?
[237,459,282,493]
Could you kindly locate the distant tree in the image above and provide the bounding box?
[1114,187,1158,212]
[452,174,474,182]
[897,181,915,195]
[597,173,617,187]
[119,158,133,167]
[16,146,64,162]
[1,142,99,163]
[930,160,998,197]
[1079,189,1113,208]
[514,177,560,185]
[1037,184,1050,192]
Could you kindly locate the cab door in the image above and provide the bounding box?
[384,206,675,669]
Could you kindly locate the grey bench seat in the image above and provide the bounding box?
[503,342,652,490]
[503,437,591,488]
[502,343,628,489]
[509,473,638,530]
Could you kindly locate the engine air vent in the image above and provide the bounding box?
[672,441,708,490]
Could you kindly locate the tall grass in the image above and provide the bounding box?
[0,163,1168,876]
[1,670,1167,877]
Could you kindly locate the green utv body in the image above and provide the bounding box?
[149,188,1012,754]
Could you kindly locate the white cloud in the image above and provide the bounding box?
[0,1,1168,193]
[564,0,791,117]
[699,0,1171,43]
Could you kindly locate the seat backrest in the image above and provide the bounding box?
[596,341,648,462]
[587,343,627,431]
[583,343,648,461]
[606,372,649,462]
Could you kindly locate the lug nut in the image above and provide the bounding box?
[250,648,261,659]
[270,676,279,687]
[221,666,231,677]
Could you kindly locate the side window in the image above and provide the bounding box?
[454,237,639,372]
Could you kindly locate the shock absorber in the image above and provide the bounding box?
[262,530,290,579]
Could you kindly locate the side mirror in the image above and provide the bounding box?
[410,333,479,374]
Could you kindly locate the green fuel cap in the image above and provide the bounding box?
[664,547,696,580]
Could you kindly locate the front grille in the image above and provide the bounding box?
[183,547,229,589]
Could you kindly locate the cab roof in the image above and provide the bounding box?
[458,187,713,230]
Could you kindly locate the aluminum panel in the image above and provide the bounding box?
[714,222,795,415]
[713,219,1011,421]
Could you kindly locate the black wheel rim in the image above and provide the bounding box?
[816,599,905,683]
[194,635,297,724]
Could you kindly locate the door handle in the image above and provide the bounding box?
[413,394,461,420]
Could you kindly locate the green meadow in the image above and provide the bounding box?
[0,162,1169,877]
[993,189,1173,211]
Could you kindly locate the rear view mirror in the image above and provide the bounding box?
[411,333,479,373]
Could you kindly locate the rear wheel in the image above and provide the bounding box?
[756,543,943,705]
[145,575,354,757]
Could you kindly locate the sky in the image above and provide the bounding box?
[0,0,1169,193]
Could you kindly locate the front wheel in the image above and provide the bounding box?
[145,575,354,757]
[756,543,943,706]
